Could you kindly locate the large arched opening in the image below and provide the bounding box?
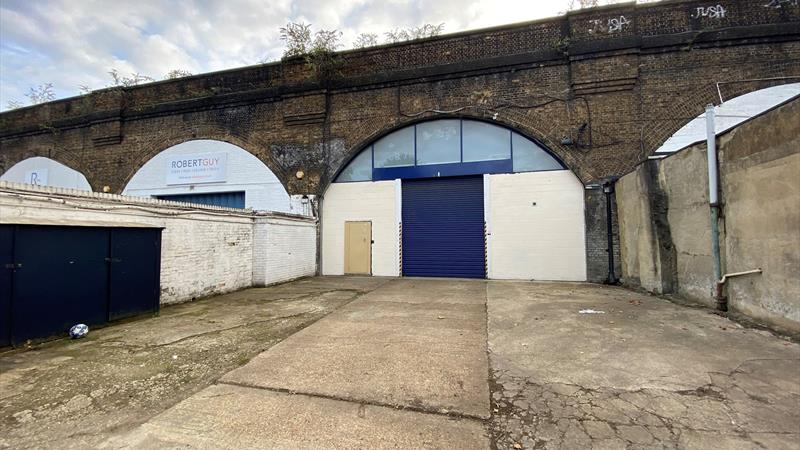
[122,140,295,213]
[322,118,587,281]
[0,157,92,190]
[655,83,800,155]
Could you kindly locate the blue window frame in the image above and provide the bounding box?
[416,120,461,166]
[463,121,511,162]
[336,148,373,182]
[334,119,565,183]
[374,127,414,168]
[512,133,563,173]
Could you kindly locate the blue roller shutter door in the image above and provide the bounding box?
[156,191,245,209]
[402,176,486,278]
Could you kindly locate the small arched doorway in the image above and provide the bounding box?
[322,118,587,281]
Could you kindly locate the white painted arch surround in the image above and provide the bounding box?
[322,170,586,281]
[123,140,293,213]
[0,157,92,190]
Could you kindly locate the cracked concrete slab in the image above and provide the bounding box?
[101,383,488,450]
[221,278,491,419]
[5,277,799,449]
[0,277,388,449]
[487,281,800,449]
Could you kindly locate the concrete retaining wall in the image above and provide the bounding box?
[616,98,800,331]
[0,182,318,304]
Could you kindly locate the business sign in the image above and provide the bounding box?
[24,169,48,186]
[166,153,227,185]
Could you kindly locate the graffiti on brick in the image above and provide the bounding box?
[763,0,798,8]
[691,5,728,19]
[588,16,631,34]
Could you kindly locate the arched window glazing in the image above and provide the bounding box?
[336,119,564,182]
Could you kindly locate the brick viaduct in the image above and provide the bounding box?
[1,0,798,197]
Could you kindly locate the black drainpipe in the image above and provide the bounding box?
[603,178,619,285]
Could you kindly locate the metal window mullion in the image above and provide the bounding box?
[413,125,418,166]
[510,131,515,173]
[460,119,464,163]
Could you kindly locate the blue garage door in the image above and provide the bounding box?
[108,228,162,321]
[402,176,486,279]
[12,226,110,343]
[1,225,162,347]
[0,226,12,347]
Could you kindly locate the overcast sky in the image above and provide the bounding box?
[0,0,620,110]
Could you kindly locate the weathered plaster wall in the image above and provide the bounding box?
[617,123,722,306]
[616,98,800,331]
[660,142,716,303]
[719,99,800,330]
[616,163,663,292]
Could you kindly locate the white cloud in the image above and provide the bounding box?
[0,0,624,110]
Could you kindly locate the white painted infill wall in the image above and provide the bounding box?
[122,140,295,213]
[0,182,317,304]
[321,171,586,281]
[321,181,399,276]
[487,171,587,281]
[0,144,314,216]
[0,157,92,190]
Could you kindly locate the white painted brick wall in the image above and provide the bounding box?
[158,217,253,303]
[0,181,317,305]
[253,216,318,286]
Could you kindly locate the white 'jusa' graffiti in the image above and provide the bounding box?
[692,5,727,19]
[588,16,631,34]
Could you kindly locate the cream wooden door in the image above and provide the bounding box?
[344,221,371,275]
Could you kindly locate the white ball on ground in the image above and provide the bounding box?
[69,324,89,339]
